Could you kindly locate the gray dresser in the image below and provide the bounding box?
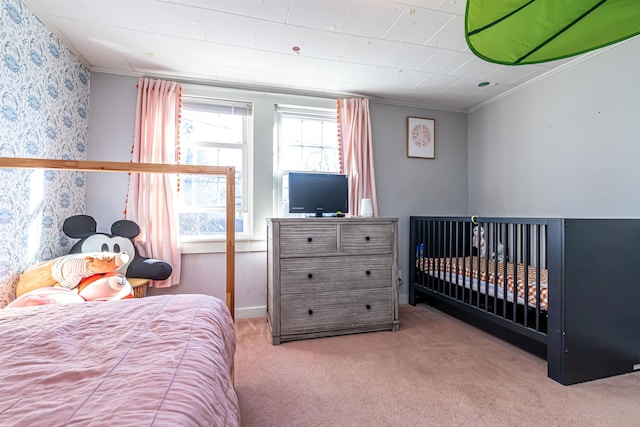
[266,217,399,345]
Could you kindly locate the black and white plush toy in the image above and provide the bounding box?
[472,225,487,258]
[63,214,172,281]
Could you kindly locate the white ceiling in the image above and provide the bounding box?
[23,0,579,111]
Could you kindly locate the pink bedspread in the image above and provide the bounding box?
[0,294,239,426]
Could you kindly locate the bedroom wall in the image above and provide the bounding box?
[369,103,468,301]
[468,37,640,217]
[87,72,469,315]
[87,73,337,316]
[0,0,90,307]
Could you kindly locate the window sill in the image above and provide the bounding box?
[180,237,266,254]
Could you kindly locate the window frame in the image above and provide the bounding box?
[273,104,340,217]
[178,94,252,244]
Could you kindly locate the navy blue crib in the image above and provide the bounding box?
[409,216,640,385]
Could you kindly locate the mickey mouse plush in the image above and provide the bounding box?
[63,214,172,282]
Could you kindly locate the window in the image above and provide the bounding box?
[274,105,339,217]
[178,96,251,240]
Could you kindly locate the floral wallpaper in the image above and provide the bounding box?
[0,0,89,307]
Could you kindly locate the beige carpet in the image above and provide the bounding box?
[235,304,640,427]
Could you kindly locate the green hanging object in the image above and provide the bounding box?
[465,0,640,65]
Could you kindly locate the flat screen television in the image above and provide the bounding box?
[288,172,349,217]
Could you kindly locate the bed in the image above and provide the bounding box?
[409,216,640,385]
[0,157,239,426]
[0,294,237,425]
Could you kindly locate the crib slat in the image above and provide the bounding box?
[524,224,530,328]
[502,224,509,320]
[535,224,542,331]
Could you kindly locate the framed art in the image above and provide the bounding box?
[407,117,435,159]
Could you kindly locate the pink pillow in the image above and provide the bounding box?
[6,287,85,308]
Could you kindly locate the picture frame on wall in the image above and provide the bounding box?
[407,117,435,159]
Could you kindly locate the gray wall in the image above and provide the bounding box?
[86,73,469,314]
[87,73,136,229]
[468,37,640,217]
[370,103,468,292]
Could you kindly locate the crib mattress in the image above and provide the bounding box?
[418,256,548,311]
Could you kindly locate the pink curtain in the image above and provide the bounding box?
[337,98,378,217]
[125,78,182,287]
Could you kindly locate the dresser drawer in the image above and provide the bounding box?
[340,223,393,254]
[279,224,337,256]
[280,288,393,334]
[280,255,392,294]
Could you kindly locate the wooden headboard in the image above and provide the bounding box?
[0,157,236,319]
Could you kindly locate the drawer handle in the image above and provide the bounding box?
[308,273,313,279]
[366,304,371,310]
[365,236,370,241]
[365,270,371,275]
[308,309,313,315]
[307,237,313,242]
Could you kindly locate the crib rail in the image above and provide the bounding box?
[409,216,548,342]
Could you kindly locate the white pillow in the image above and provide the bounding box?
[5,287,84,308]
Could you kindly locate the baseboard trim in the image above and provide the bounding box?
[399,293,408,305]
[236,306,266,319]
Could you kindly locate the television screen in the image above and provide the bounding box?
[288,172,348,217]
